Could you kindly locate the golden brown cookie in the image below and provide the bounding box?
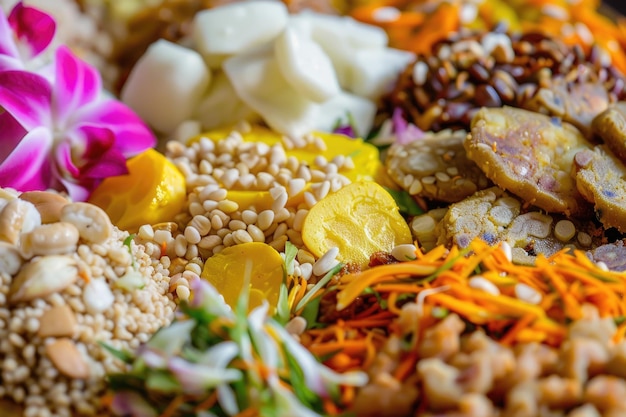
[574,145,626,232]
[592,101,626,162]
[385,130,491,203]
[523,81,610,139]
[437,187,602,264]
[437,187,517,249]
[466,106,593,217]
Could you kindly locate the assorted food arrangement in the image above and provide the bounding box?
[2,0,626,416]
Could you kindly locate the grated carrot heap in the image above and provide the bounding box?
[301,238,626,380]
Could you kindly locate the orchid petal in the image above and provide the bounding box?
[190,280,234,318]
[72,124,129,178]
[0,7,19,59]
[146,320,196,357]
[0,54,22,71]
[392,108,423,145]
[168,357,242,395]
[74,99,156,156]
[216,384,239,415]
[57,178,92,202]
[0,126,53,191]
[110,391,158,417]
[0,111,28,163]
[8,2,56,59]
[269,379,322,417]
[0,70,51,130]
[196,341,239,368]
[52,46,100,127]
[53,141,95,201]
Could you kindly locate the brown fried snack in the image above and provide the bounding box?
[524,79,610,139]
[436,187,602,265]
[466,106,593,217]
[587,240,626,271]
[385,130,491,203]
[574,145,626,232]
[592,101,626,162]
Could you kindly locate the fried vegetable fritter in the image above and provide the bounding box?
[574,145,626,233]
[436,187,603,265]
[385,130,491,203]
[592,101,626,162]
[466,106,593,217]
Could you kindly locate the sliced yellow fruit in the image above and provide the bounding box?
[201,242,284,311]
[88,149,186,233]
[302,181,412,268]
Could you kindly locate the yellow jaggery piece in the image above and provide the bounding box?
[201,242,284,311]
[302,181,412,268]
[88,149,186,233]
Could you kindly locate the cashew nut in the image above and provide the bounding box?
[60,202,113,244]
[20,222,80,259]
[0,242,23,276]
[10,255,78,303]
[0,199,41,244]
[19,191,69,224]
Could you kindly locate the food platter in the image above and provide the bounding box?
[2,0,626,416]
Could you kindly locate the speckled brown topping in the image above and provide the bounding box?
[592,101,626,162]
[574,145,626,233]
[466,106,594,217]
[434,187,603,265]
[385,129,491,203]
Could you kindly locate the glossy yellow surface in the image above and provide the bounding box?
[201,242,284,311]
[88,149,186,232]
[302,181,412,268]
[192,125,389,203]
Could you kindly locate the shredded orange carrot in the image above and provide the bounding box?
[613,321,626,343]
[340,385,356,406]
[393,352,419,382]
[160,241,168,258]
[323,398,341,415]
[232,407,258,417]
[78,269,91,283]
[159,395,186,417]
[194,391,218,412]
[500,313,536,345]
[309,339,373,356]
[310,238,625,365]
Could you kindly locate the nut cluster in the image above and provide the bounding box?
[384,27,626,135]
[0,190,175,417]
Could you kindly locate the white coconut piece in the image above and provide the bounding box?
[346,48,416,100]
[274,24,340,103]
[193,71,259,130]
[121,39,211,134]
[290,12,388,88]
[312,92,377,138]
[193,1,288,57]
[223,45,319,138]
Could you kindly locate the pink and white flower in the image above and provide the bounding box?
[0,2,156,201]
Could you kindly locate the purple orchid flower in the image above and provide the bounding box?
[0,46,156,201]
[0,1,55,71]
[392,107,424,145]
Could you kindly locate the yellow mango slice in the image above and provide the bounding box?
[201,242,284,311]
[302,181,412,268]
[88,149,186,232]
